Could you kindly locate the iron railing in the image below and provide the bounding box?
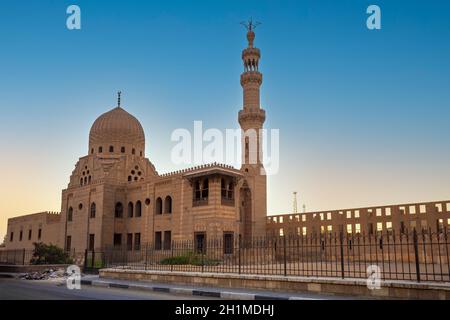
[89,228,450,283]
[0,248,82,266]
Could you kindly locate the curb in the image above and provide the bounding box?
[80,279,307,300]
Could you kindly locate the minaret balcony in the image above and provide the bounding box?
[238,109,266,124]
[240,72,263,85]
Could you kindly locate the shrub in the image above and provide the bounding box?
[30,242,73,265]
[160,251,220,266]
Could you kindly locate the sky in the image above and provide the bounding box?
[0,0,450,242]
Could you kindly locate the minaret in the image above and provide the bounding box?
[238,19,267,240]
[239,20,266,168]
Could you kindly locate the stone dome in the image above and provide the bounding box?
[89,106,145,156]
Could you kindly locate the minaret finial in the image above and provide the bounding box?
[240,17,261,32]
[240,18,261,47]
[117,91,122,108]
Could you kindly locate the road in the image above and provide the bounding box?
[0,278,215,300]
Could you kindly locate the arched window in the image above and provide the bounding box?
[194,181,201,200]
[128,202,134,218]
[132,148,136,155]
[221,179,227,197]
[91,148,94,154]
[155,197,162,215]
[68,207,73,222]
[115,202,123,218]
[121,146,125,153]
[135,201,142,217]
[228,182,234,199]
[164,196,172,214]
[88,176,92,184]
[90,203,96,218]
[84,177,87,184]
[109,146,114,153]
[80,178,83,186]
[98,146,103,153]
[201,179,209,199]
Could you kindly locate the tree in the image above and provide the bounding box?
[30,242,73,265]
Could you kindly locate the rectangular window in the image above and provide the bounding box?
[296,227,301,236]
[223,232,234,255]
[409,206,416,214]
[28,229,32,241]
[327,225,333,232]
[302,215,306,222]
[38,229,42,240]
[19,231,23,241]
[10,232,13,242]
[279,217,284,223]
[376,208,382,217]
[377,222,383,232]
[327,212,332,220]
[164,231,172,250]
[194,232,206,253]
[354,210,360,218]
[386,222,392,230]
[446,203,450,212]
[385,208,391,216]
[436,203,443,213]
[419,205,426,214]
[320,226,325,233]
[346,211,352,219]
[437,219,444,231]
[295,215,300,222]
[113,233,122,248]
[320,213,324,221]
[66,236,72,251]
[447,218,450,225]
[302,227,307,236]
[134,233,141,251]
[155,232,162,250]
[279,228,284,237]
[346,224,352,234]
[127,233,133,251]
[89,234,95,251]
[355,224,361,234]
[368,223,374,235]
[399,206,406,215]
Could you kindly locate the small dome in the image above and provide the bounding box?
[89,107,145,154]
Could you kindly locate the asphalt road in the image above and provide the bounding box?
[0,278,215,300]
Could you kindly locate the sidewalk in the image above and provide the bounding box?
[80,275,359,300]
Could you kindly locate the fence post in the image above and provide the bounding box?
[91,250,95,268]
[413,228,421,282]
[144,243,148,270]
[171,241,174,272]
[84,249,88,270]
[283,236,287,276]
[201,242,205,273]
[238,234,242,274]
[339,231,345,279]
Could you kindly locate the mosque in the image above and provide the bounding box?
[4,24,267,253]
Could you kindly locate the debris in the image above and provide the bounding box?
[20,268,71,281]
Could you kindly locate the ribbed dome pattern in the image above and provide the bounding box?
[89,107,145,147]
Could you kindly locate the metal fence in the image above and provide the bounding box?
[0,248,82,266]
[89,229,450,283]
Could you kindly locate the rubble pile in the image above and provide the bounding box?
[20,268,68,281]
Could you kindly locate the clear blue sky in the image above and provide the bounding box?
[1,0,450,240]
